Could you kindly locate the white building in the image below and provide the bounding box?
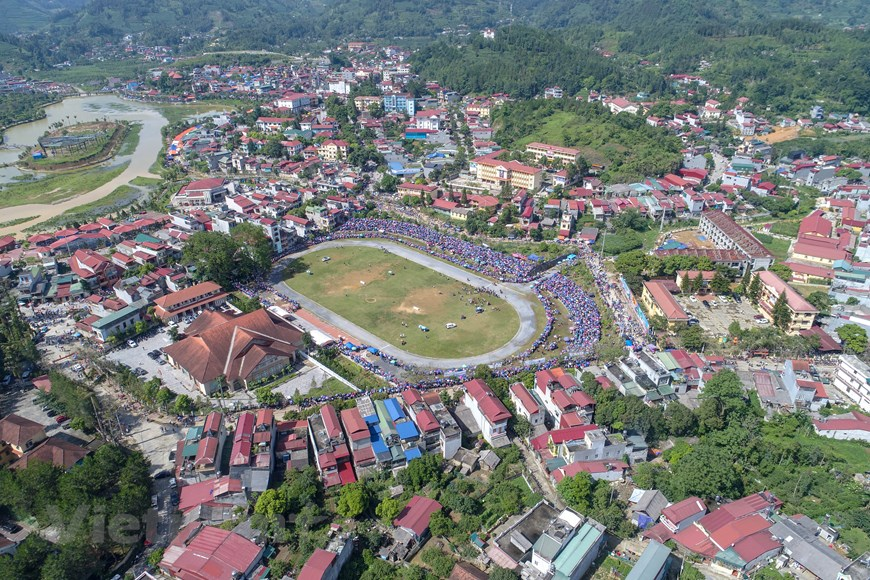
[833,355,870,412]
[527,508,605,580]
[462,379,511,448]
[509,383,545,427]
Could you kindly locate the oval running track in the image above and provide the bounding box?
[271,239,541,369]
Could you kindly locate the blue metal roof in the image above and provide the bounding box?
[371,434,388,455]
[384,398,405,422]
[404,447,422,461]
[396,421,419,440]
[364,415,379,425]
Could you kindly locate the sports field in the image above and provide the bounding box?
[284,246,521,358]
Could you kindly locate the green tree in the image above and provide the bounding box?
[709,270,731,294]
[337,482,370,518]
[668,446,743,500]
[182,231,256,288]
[556,472,594,513]
[837,323,868,354]
[769,263,793,281]
[172,394,194,416]
[772,293,793,331]
[747,274,762,304]
[230,222,274,274]
[428,509,452,537]
[148,547,165,568]
[375,497,404,525]
[806,291,831,316]
[380,173,399,193]
[254,488,290,519]
[664,401,697,436]
[255,386,282,407]
[728,320,743,339]
[490,566,520,580]
[678,325,706,351]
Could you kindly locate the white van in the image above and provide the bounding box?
[445,323,457,329]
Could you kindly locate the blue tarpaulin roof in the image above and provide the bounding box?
[384,398,404,422]
[404,447,422,461]
[367,347,379,354]
[396,422,419,440]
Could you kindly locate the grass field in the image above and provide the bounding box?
[285,246,520,358]
[0,162,129,208]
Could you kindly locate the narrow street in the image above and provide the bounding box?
[515,436,565,509]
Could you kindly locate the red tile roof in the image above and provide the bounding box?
[756,271,818,313]
[161,523,262,580]
[510,383,540,415]
[394,495,442,538]
[298,549,337,580]
[644,281,689,320]
[463,379,511,424]
[340,407,370,441]
[662,497,707,524]
[813,411,870,433]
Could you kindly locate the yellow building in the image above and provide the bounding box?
[753,270,818,333]
[475,158,543,192]
[525,142,581,165]
[641,281,689,327]
[318,139,349,162]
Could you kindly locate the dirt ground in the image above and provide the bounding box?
[671,229,717,249]
[755,125,803,144]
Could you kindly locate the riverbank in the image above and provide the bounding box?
[0,97,61,144]
[18,122,130,172]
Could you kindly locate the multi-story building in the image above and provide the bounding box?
[535,369,595,428]
[152,281,228,322]
[68,250,122,289]
[641,281,689,327]
[526,508,606,580]
[525,142,581,165]
[171,177,228,207]
[752,270,818,333]
[832,355,870,412]
[509,383,545,428]
[699,211,774,271]
[308,404,355,488]
[401,389,461,459]
[193,412,227,477]
[463,379,511,448]
[557,427,648,465]
[340,406,377,478]
[474,157,543,192]
[318,139,349,162]
[382,92,415,116]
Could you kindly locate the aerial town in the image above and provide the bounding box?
[0,7,869,580]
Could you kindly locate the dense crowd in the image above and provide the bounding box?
[280,219,633,405]
[327,218,539,282]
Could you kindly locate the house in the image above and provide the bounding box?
[12,436,89,470]
[340,406,377,477]
[699,211,773,271]
[660,497,707,534]
[625,541,672,580]
[383,92,415,116]
[0,414,46,467]
[275,419,309,470]
[449,562,489,580]
[189,412,227,476]
[68,250,121,288]
[162,309,302,395]
[629,489,670,528]
[769,514,862,580]
[401,389,461,459]
[394,495,442,542]
[308,404,355,488]
[751,270,818,333]
[535,368,595,428]
[298,533,354,580]
[152,281,229,322]
[462,379,511,448]
[527,508,605,580]
[509,383,545,428]
[834,354,870,412]
[159,523,264,580]
[813,411,870,443]
[177,476,246,523]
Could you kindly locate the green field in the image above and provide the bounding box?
[284,246,520,358]
[0,162,129,208]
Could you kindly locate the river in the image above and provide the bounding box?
[0,96,220,235]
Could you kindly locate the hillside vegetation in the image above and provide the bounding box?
[494,100,683,183]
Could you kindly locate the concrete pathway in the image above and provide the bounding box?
[271,239,541,369]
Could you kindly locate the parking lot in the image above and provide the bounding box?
[674,292,763,337]
[105,329,206,397]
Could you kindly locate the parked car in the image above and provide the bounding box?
[55,415,68,424]
[46,410,57,417]
[0,521,22,534]
[127,340,137,348]
[154,470,171,479]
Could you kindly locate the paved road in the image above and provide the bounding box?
[271,239,541,369]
